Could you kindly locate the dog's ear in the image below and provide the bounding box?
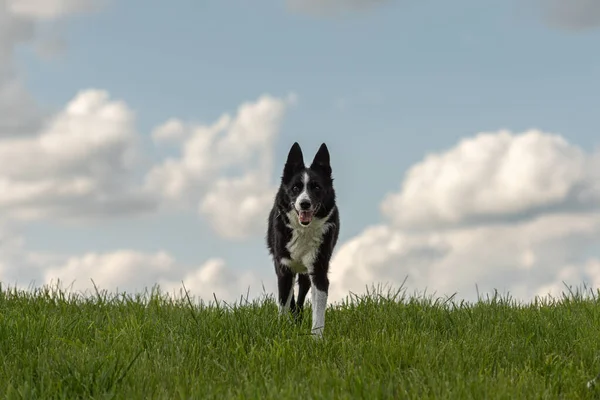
[282,142,304,182]
[310,143,331,177]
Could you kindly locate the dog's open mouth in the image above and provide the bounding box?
[298,210,314,225]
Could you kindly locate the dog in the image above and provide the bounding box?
[266,142,340,338]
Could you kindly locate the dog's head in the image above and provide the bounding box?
[281,142,334,226]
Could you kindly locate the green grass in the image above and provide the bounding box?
[1,283,600,399]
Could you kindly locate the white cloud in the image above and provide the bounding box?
[41,250,270,303]
[44,250,174,293]
[0,87,289,298]
[151,118,187,144]
[381,130,600,231]
[199,172,277,240]
[330,213,600,302]
[0,89,156,221]
[288,0,390,16]
[0,87,294,235]
[147,94,293,199]
[330,130,600,303]
[161,258,270,304]
[146,93,295,239]
[1,223,270,303]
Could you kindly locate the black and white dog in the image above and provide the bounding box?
[266,142,340,338]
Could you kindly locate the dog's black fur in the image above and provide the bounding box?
[266,142,339,336]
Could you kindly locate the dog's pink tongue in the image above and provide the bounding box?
[299,211,313,224]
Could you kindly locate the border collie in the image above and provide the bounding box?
[266,142,340,338]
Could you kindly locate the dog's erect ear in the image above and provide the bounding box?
[282,142,304,182]
[310,143,331,177]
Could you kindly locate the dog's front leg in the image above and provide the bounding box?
[276,266,296,315]
[310,270,329,338]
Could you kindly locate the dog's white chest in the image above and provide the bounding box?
[284,211,332,274]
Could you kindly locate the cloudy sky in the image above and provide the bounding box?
[1,0,599,304]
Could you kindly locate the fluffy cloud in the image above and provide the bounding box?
[330,130,600,303]
[0,218,269,303]
[287,0,390,16]
[535,0,600,30]
[161,258,271,303]
[381,130,600,231]
[0,229,270,303]
[330,213,600,302]
[0,87,293,234]
[0,89,156,221]
[146,94,293,200]
[0,87,289,299]
[146,93,295,239]
[151,118,187,144]
[41,250,270,303]
[199,172,277,240]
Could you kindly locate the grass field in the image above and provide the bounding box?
[1,283,600,399]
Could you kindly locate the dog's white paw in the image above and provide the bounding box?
[311,327,323,340]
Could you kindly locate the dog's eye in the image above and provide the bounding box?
[292,185,300,193]
[313,184,321,191]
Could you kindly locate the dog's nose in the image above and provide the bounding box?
[300,200,311,210]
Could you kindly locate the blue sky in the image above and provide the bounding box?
[2,0,600,302]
